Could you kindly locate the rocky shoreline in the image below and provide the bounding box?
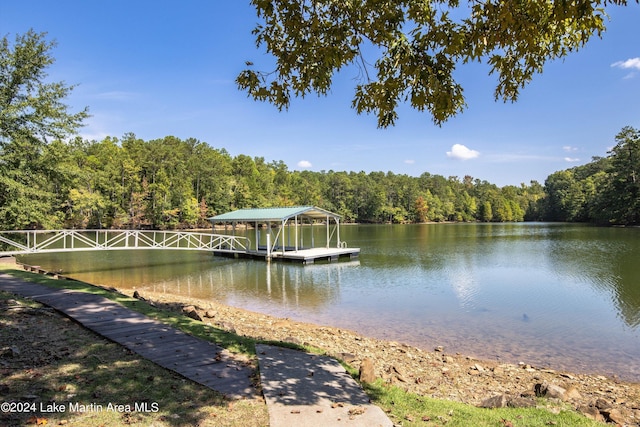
[133,288,639,425]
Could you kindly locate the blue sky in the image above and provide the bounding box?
[2,1,639,186]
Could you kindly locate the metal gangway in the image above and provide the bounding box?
[0,230,250,256]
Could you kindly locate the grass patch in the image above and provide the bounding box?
[365,381,602,426]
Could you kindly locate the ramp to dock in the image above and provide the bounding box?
[0,229,249,256]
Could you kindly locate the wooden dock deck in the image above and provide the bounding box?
[214,247,360,264]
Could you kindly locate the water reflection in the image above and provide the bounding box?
[17,223,640,381]
[138,259,361,313]
[545,226,640,328]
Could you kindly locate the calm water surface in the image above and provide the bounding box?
[19,223,640,381]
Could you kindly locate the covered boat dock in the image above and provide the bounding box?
[208,206,359,264]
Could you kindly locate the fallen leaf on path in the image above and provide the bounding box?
[27,416,48,425]
[348,406,366,416]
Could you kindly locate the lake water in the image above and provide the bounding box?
[18,223,640,381]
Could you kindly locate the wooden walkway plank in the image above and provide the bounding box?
[123,340,207,357]
[107,331,190,346]
[134,345,228,364]
[150,351,229,368]
[64,311,149,325]
[85,317,159,330]
[72,319,160,336]
[99,326,184,340]
[0,274,256,400]
[82,322,155,335]
[141,346,233,365]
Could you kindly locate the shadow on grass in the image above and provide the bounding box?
[0,291,267,427]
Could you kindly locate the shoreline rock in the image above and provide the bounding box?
[132,289,640,425]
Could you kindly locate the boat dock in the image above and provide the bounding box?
[0,207,360,266]
[209,206,360,265]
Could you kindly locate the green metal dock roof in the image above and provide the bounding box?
[208,206,341,223]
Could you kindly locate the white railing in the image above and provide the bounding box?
[0,230,249,256]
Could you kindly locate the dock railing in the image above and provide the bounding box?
[0,230,250,256]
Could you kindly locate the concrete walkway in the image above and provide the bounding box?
[257,344,392,426]
[0,268,393,426]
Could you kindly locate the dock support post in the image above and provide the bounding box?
[266,233,272,261]
[294,215,298,252]
[255,221,259,251]
[326,215,330,249]
[281,220,286,255]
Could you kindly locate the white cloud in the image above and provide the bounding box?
[297,160,312,168]
[563,145,578,152]
[446,144,480,160]
[76,112,121,142]
[564,157,580,163]
[612,58,640,79]
[404,159,415,165]
[611,57,640,71]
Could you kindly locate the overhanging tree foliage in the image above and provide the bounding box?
[238,0,635,127]
[0,30,89,229]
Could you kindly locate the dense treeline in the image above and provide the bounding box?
[3,132,548,229]
[544,126,640,226]
[2,127,638,230]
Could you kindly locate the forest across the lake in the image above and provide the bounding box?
[2,126,638,230]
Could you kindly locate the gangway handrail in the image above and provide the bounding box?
[0,230,250,256]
